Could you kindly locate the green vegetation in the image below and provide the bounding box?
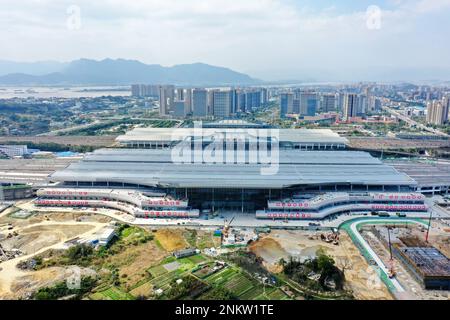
[362,121,421,136]
[224,251,271,278]
[1,184,30,190]
[66,244,95,265]
[198,287,236,300]
[32,225,153,269]
[92,286,135,300]
[33,277,97,300]
[282,249,346,292]
[162,275,208,300]
[0,141,96,153]
[26,226,296,301]
[58,119,178,136]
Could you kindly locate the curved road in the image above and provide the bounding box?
[341,218,429,295]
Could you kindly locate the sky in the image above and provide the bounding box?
[1,0,450,81]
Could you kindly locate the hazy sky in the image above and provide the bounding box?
[1,0,450,81]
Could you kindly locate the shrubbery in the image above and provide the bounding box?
[283,249,345,291]
[33,277,97,300]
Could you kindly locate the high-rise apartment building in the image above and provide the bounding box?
[322,94,336,112]
[192,88,208,117]
[343,93,358,121]
[280,92,293,118]
[426,98,449,125]
[184,88,192,115]
[159,85,175,116]
[357,95,368,116]
[300,92,317,116]
[212,90,234,118]
[131,84,160,97]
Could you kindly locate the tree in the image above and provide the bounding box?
[336,257,352,273]
[66,244,94,264]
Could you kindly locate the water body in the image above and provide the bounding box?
[0,86,131,99]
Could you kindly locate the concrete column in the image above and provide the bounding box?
[241,189,244,213]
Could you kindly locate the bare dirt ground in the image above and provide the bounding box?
[1,223,95,255]
[337,233,393,300]
[249,237,289,273]
[0,213,108,299]
[11,266,97,299]
[154,228,188,252]
[250,230,393,300]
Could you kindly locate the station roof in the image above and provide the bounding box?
[49,149,416,189]
[388,160,450,186]
[83,148,381,165]
[116,127,348,145]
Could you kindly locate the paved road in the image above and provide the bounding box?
[383,106,449,138]
[37,120,106,136]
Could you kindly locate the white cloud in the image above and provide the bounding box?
[0,0,449,80]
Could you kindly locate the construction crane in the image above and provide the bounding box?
[387,226,396,278]
[223,216,235,237]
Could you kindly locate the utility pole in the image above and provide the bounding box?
[387,226,393,260]
[425,208,433,243]
[387,226,396,278]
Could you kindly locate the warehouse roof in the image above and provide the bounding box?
[49,149,416,189]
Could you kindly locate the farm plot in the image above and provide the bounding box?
[254,287,289,300]
[204,267,238,286]
[183,254,207,264]
[150,269,185,291]
[92,287,135,300]
[238,286,265,300]
[148,265,168,278]
[223,273,254,297]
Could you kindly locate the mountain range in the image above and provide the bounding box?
[0,59,258,86]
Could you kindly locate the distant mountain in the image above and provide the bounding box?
[0,60,67,76]
[0,59,258,86]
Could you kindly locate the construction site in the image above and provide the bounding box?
[359,220,450,299]
[220,217,258,247]
[0,196,449,300]
[249,229,394,300]
[0,202,114,299]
